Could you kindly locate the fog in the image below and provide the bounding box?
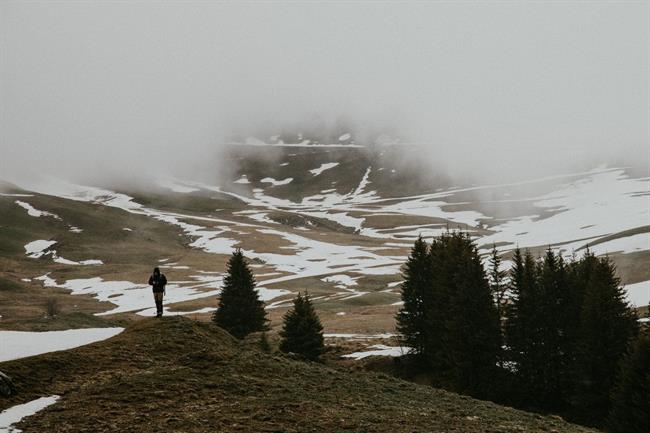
[1,1,648,185]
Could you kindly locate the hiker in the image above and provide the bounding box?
[148,267,167,317]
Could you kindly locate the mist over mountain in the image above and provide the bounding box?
[1,2,648,187]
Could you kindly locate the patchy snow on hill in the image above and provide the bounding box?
[480,169,650,251]
[350,167,372,198]
[13,166,649,312]
[309,162,339,176]
[342,344,413,360]
[322,274,358,288]
[24,240,56,258]
[233,175,251,184]
[14,200,61,219]
[0,192,33,197]
[581,232,650,256]
[53,257,103,266]
[240,137,365,148]
[0,395,60,433]
[24,240,102,265]
[158,179,200,193]
[324,333,398,340]
[261,177,293,186]
[624,280,650,307]
[0,328,123,362]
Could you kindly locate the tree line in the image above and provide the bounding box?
[396,232,648,431]
[210,241,647,432]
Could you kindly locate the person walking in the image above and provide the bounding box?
[148,267,167,317]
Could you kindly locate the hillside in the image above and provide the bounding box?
[0,317,596,433]
[1,144,647,333]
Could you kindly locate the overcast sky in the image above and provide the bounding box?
[1,1,648,182]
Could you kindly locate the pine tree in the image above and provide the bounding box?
[443,232,501,396]
[489,245,508,324]
[504,247,525,365]
[396,236,432,357]
[396,232,500,396]
[518,248,570,409]
[280,292,324,360]
[606,332,650,433]
[505,248,540,403]
[570,253,638,424]
[213,249,267,339]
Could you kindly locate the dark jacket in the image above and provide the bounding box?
[148,274,167,293]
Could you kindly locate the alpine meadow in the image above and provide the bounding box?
[1,2,648,432]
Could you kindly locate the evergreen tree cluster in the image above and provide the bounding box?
[506,248,638,424]
[606,329,650,433]
[396,233,501,397]
[397,235,642,429]
[213,250,325,360]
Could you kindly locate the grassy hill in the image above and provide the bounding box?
[0,317,596,433]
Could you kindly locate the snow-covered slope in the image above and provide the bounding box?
[3,144,649,315]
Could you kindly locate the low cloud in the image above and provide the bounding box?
[1,2,647,186]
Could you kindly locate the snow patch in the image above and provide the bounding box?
[261,177,293,186]
[15,200,61,219]
[322,274,357,288]
[233,175,250,184]
[324,333,397,340]
[25,240,101,265]
[158,179,200,193]
[0,328,123,362]
[342,345,413,360]
[624,280,650,307]
[309,162,339,176]
[24,240,56,258]
[0,396,60,433]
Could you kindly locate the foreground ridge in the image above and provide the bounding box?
[0,317,595,433]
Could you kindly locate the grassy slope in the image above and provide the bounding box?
[0,317,595,433]
[0,188,242,322]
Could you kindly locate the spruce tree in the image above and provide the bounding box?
[415,232,499,396]
[280,292,324,360]
[571,253,638,424]
[396,236,432,356]
[506,248,541,403]
[606,332,650,433]
[489,245,508,324]
[512,248,570,409]
[504,247,525,366]
[213,249,267,339]
[443,232,501,396]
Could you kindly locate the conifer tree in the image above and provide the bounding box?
[417,232,499,396]
[489,245,508,324]
[606,332,650,433]
[213,249,267,339]
[538,249,573,406]
[396,236,432,356]
[443,233,501,396]
[396,232,500,396]
[517,248,571,409]
[505,248,540,401]
[504,247,525,364]
[571,253,638,423]
[280,292,324,360]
